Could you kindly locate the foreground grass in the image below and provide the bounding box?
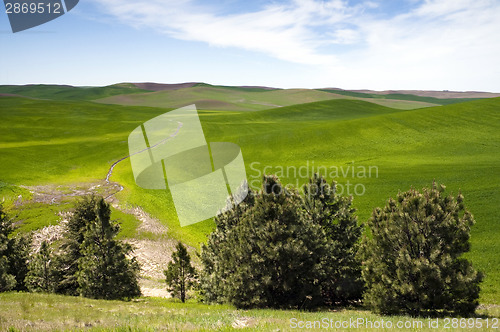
[1,293,499,331]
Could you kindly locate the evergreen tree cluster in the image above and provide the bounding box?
[0,176,484,317]
[200,175,482,316]
[0,196,141,300]
[200,175,362,309]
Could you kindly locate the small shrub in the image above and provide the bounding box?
[25,241,58,293]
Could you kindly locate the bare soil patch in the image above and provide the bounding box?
[18,181,121,206]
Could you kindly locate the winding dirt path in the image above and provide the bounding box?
[105,120,183,186]
[23,120,186,297]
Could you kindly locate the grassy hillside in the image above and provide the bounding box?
[0,97,170,184]
[197,98,500,302]
[237,98,404,121]
[96,84,438,111]
[0,83,150,101]
[320,89,481,105]
[1,95,499,303]
[1,292,498,331]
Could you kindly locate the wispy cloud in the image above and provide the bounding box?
[90,0,500,90]
[90,0,360,65]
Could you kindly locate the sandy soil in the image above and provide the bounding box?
[127,239,177,280]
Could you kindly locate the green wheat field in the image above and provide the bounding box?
[0,83,499,331]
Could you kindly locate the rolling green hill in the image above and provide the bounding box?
[0,83,150,101]
[0,83,485,111]
[197,98,500,302]
[0,94,499,303]
[236,98,404,122]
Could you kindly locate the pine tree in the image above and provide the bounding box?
[7,234,31,291]
[164,242,197,302]
[0,203,30,292]
[54,195,102,295]
[303,174,364,305]
[359,183,483,316]
[76,197,141,300]
[25,241,57,293]
[200,187,254,304]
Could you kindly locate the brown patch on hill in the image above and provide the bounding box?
[351,89,500,99]
[236,85,279,90]
[131,82,199,91]
[0,93,25,97]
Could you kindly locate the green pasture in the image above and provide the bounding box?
[0,94,499,303]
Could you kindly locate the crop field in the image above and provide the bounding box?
[1,85,499,308]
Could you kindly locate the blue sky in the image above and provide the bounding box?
[1,0,499,91]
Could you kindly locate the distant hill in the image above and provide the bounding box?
[319,88,484,106]
[0,83,149,101]
[2,82,498,111]
[130,82,199,91]
[129,82,279,92]
[95,84,439,111]
[348,89,500,99]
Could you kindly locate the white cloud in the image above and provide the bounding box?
[90,0,500,90]
[335,0,500,90]
[90,0,358,65]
